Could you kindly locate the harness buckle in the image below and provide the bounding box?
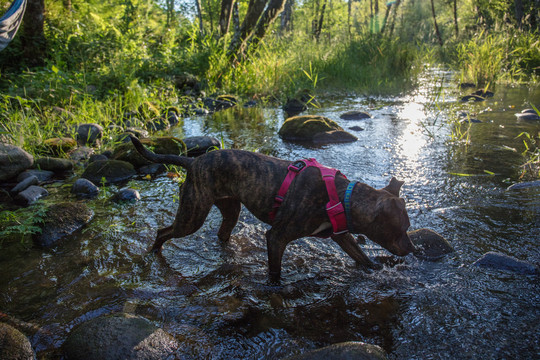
[288,160,306,172]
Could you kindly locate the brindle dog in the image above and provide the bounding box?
[130,135,415,282]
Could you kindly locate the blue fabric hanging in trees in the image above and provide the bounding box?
[0,0,27,51]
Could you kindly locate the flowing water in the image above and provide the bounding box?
[1,69,539,359]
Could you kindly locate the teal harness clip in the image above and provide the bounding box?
[344,181,358,231]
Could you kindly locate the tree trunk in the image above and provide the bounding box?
[228,0,267,57]
[219,0,235,36]
[63,0,71,11]
[195,0,204,36]
[314,0,327,41]
[388,0,401,37]
[514,0,524,30]
[232,1,240,33]
[280,0,294,34]
[347,0,351,36]
[380,2,391,34]
[22,0,46,67]
[430,0,443,46]
[453,0,458,37]
[245,0,287,50]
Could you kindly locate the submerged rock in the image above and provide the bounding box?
[0,323,35,360]
[279,115,357,144]
[17,169,54,183]
[287,341,387,360]
[515,108,540,121]
[81,160,136,185]
[461,94,485,102]
[111,188,140,203]
[473,252,538,275]
[340,110,371,120]
[0,143,34,181]
[409,228,454,260]
[63,313,180,360]
[33,202,94,247]
[506,180,540,191]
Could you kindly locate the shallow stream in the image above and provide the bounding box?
[1,69,539,359]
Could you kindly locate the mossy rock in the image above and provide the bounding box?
[34,157,75,172]
[112,142,152,168]
[42,137,77,155]
[81,160,136,185]
[140,136,187,156]
[278,115,357,144]
[0,323,35,360]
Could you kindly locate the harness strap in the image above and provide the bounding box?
[269,159,349,236]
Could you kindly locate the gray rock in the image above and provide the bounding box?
[34,157,74,172]
[0,144,34,181]
[183,136,221,157]
[14,186,49,206]
[77,123,104,146]
[11,175,39,194]
[473,252,538,275]
[111,188,140,203]
[81,160,136,185]
[33,202,94,247]
[71,178,99,199]
[287,341,387,360]
[410,228,454,260]
[0,323,36,360]
[506,180,540,191]
[279,115,357,144]
[63,313,180,360]
[340,110,371,120]
[16,169,55,183]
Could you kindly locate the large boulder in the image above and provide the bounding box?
[0,323,35,360]
[278,115,357,144]
[473,252,538,275]
[63,313,180,360]
[33,202,94,247]
[287,341,387,360]
[81,160,136,185]
[0,144,34,181]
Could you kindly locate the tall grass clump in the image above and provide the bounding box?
[455,30,540,85]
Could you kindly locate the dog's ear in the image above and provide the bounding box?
[383,177,404,197]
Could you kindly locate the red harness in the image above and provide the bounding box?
[269,159,348,236]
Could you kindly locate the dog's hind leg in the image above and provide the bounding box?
[150,184,214,252]
[215,197,241,242]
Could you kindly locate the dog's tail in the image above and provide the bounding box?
[129,135,193,169]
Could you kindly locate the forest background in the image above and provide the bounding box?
[0,0,538,154]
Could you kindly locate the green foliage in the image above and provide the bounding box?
[0,204,47,245]
[455,30,540,85]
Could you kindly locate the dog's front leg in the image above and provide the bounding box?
[265,228,288,284]
[332,233,381,270]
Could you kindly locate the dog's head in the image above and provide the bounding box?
[351,177,415,256]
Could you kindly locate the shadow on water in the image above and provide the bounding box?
[1,68,539,358]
